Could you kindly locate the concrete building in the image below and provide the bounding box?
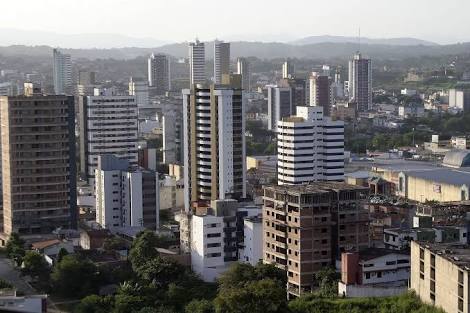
[309,72,331,116]
[267,85,292,131]
[158,175,184,210]
[279,78,307,111]
[77,71,99,97]
[189,40,206,85]
[148,53,170,95]
[282,60,295,79]
[182,75,246,212]
[95,155,159,230]
[237,57,251,91]
[398,104,425,118]
[263,183,369,297]
[52,49,72,95]
[410,241,470,313]
[339,249,410,298]
[0,89,77,236]
[384,226,467,250]
[449,89,470,112]
[214,40,230,84]
[277,106,345,184]
[79,92,138,186]
[129,77,150,107]
[162,108,183,165]
[190,199,261,282]
[348,53,372,112]
[239,215,263,265]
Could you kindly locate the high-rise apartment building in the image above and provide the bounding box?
[182,74,246,211]
[189,40,206,85]
[148,53,170,95]
[214,40,230,84]
[236,58,251,92]
[129,77,150,107]
[282,61,295,79]
[52,49,72,95]
[348,53,372,112]
[309,72,332,116]
[279,78,307,111]
[95,155,159,230]
[162,109,183,165]
[0,87,77,235]
[277,106,344,184]
[263,183,369,298]
[267,85,292,131]
[79,92,138,186]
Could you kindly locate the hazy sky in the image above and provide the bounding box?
[1,0,469,44]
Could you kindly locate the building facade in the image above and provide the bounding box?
[189,40,206,85]
[309,72,331,116]
[348,53,372,112]
[267,85,292,131]
[95,155,159,230]
[263,183,369,297]
[148,53,170,95]
[79,93,138,186]
[214,40,230,84]
[277,106,345,184]
[182,75,246,211]
[236,57,251,92]
[410,241,470,313]
[129,77,150,107]
[0,91,77,235]
[52,49,72,95]
[282,61,295,79]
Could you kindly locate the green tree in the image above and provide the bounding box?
[136,257,185,288]
[57,247,69,264]
[214,279,287,313]
[6,233,25,266]
[129,230,159,271]
[75,295,114,313]
[218,262,286,290]
[313,267,340,298]
[103,237,127,252]
[51,255,101,298]
[185,299,215,313]
[22,251,49,279]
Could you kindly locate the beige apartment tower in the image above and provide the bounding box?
[0,88,77,236]
[263,183,369,298]
[182,74,246,212]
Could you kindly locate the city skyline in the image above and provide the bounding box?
[0,0,469,46]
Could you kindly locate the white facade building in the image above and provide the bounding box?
[79,93,139,186]
[95,155,159,230]
[277,106,344,184]
[239,216,263,266]
[190,199,261,282]
[52,49,72,95]
[214,40,230,84]
[189,40,206,85]
[129,77,149,107]
[282,61,294,79]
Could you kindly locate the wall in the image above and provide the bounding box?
[338,281,407,298]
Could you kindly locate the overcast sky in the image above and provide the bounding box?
[1,0,468,44]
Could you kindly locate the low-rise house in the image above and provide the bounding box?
[80,229,111,250]
[0,290,47,313]
[339,248,410,298]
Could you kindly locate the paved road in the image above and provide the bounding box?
[0,256,35,295]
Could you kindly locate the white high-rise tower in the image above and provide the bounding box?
[52,49,72,95]
[189,40,206,85]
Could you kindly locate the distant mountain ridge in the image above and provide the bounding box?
[1,41,470,61]
[289,35,438,46]
[0,28,168,49]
